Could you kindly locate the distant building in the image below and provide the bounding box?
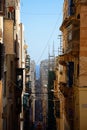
[40,59,48,129]
[30,60,36,123]
[40,59,48,88]
[36,65,40,80]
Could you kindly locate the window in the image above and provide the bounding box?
[3,72,6,96]
[67,24,72,41]
[68,0,75,16]
[11,61,13,80]
[67,62,74,87]
[77,64,79,77]
[16,68,23,91]
[0,0,3,12]
[55,101,60,118]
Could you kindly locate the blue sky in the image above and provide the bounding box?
[20,0,64,65]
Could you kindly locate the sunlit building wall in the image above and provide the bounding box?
[19,23,27,130]
[19,23,26,93]
[58,0,87,130]
[19,23,25,68]
[76,1,87,130]
[2,0,23,130]
[53,56,65,130]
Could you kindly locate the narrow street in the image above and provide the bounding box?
[1,1,87,130]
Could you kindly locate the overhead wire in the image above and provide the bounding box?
[21,12,59,16]
[20,1,63,64]
[36,11,62,64]
[35,1,63,64]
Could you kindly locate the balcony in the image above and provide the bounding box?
[59,82,68,97]
[59,82,72,97]
[59,60,74,94]
[25,81,31,94]
[16,68,23,93]
[63,20,80,56]
[58,54,70,66]
[25,55,30,72]
[64,41,79,55]
[58,56,66,66]
[23,93,29,110]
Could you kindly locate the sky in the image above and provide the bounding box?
[20,0,64,65]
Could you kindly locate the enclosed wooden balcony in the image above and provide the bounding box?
[65,20,80,55]
[64,41,79,55]
[25,81,31,94]
[59,82,74,97]
[58,55,66,66]
[58,54,72,66]
[16,68,24,93]
[59,82,68,97]
[60,15,80,54]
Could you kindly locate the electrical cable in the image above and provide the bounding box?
[36,12,62,64]
[35,1,64,64]
[20,1,63,64]
[21,12,59,16]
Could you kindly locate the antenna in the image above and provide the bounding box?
[53,41,55,57]
[48,43,55,71]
